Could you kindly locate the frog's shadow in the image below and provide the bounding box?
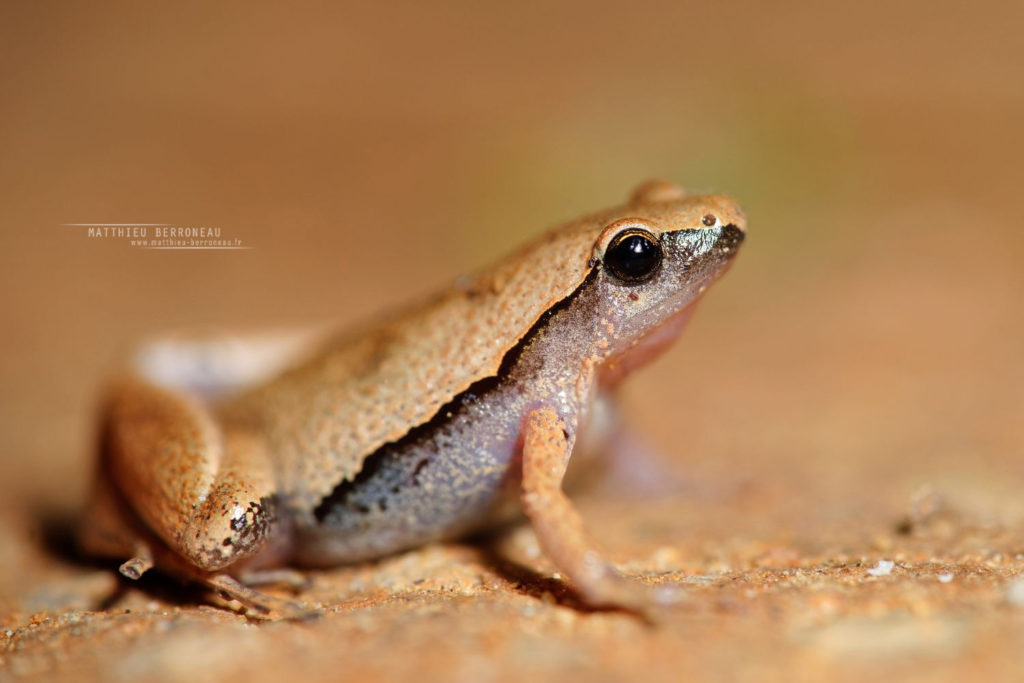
[473,547,621,615]
[467,526,650,619]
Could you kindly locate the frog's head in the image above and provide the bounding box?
[587,180,746,383]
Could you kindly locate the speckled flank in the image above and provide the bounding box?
[296,276,603,564]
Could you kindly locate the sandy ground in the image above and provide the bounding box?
[2,2,1024,681]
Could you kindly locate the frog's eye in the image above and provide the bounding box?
[603,228,662,284]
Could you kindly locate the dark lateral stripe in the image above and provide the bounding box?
[311,269,599,522]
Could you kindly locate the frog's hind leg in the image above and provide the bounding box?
[100,374,281,577]
[84,375,315,618]
[79,476,311,619]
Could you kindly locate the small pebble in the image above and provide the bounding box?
[866,560,895,577]
[1006,579,1024,607]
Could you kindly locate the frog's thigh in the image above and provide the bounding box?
[520,407,679,609]
[105,376,277,573]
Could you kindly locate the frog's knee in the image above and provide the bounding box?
[179,484,277,571]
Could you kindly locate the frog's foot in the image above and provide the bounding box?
[520,407,688,612]
[206,575,319,621]
[119,554,318,621]
[118,548,154,580]
[236,567,312,592]
[121,553,317,620]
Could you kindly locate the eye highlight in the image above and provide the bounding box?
[603,228,662,284]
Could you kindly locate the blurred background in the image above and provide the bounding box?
[4,0,1021,510]
[1,0,1023,677]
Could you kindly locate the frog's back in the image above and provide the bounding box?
[222,207,622,511]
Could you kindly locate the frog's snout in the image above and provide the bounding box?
[718,223,745,253]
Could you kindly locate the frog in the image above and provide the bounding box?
[78,180,746,617]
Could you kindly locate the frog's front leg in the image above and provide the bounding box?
[520,407,682,610]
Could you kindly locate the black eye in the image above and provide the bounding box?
[603,229,662,284]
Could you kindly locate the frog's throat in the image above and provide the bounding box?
[597,299,699,389]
